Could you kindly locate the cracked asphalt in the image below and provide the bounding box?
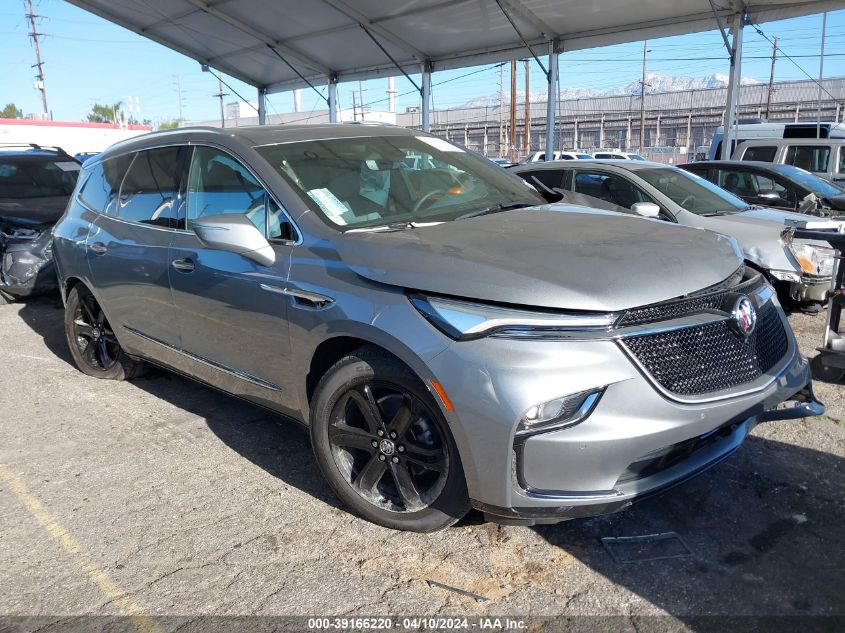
[0,296,842,629]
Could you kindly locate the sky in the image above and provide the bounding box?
[1,0,844,126]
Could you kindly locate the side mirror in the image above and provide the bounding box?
[631,202,661,218]
[757,190,782,202]
[192,213,276,267]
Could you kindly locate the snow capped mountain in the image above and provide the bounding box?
[459,72,760,108]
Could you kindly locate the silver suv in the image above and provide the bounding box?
[52,125,821,532]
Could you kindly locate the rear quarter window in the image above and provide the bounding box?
[741,146,777,162]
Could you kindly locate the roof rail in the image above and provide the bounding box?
[0,142,72,156]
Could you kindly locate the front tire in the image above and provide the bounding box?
[310,348,469,532]
[64,285,144,380]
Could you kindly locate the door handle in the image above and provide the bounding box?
[90,242,108,255]
[171,258,195,273]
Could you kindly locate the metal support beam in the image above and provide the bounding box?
[421,62,432,133]
[328,75,339,122]
[544,39,559,160]
[257,87,267,125]
[721,13,744,160]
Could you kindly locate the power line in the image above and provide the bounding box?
[749,21,842,105]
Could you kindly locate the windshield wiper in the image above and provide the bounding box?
[456,201,534,221]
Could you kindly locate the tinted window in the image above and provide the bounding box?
[519,170,562,190]
[785,145,830,172]
[187,146,295,241]
[0,155,80,199]
[741,146,777,162]
[118,147,186,228]
[573,171,649,208]
[78,156,131,215]
[839,148,845,175]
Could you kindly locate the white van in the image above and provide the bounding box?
[708,121,845,161]
[733,138,845,184]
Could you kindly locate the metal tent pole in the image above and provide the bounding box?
[421,61,432,133]
[328,74,338,123]
[257,87,267,125]
[545,39,559,161]
[721,13,744,160]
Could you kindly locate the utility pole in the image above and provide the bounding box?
[509,60,517,161]
[25,0,49,117]
[524,59,530,157]
[639,40,648,153]
[358,80,365,120]
[498,65,505,157]
[173,75,185,123]
[352,91,358,121]
[817,13,827,138]
[213,77,229,128]
[765,36,777,119]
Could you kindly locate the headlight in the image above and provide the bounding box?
[409,294,617,340]
[789,242,835,277]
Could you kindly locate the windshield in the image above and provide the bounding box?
[636,167,748,215]
[0,155,81,199]
[777,165,844,197]
[255,135,544,229]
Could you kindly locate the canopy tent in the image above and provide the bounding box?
[66,0,844,156]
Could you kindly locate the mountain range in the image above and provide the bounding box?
[460,72,760,108]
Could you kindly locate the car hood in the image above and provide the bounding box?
[0,195,69,228]
[335,206,742,312]
[702,206,845,233]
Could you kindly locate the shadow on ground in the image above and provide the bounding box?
[13,295,845,624]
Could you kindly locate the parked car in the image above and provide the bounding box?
[528,150,592,162]
[680,160,845,216]
[510,160,841,307]
[53,125,820,532]
[707,120,845,161]
[591,151,647,160]
[733,138,845,185]
[0,144,81,303]
[74,151,100,164]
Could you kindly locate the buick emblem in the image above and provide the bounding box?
[731,295,757,338]
[379,439,395,455]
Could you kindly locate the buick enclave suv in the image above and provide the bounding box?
[52,125,822,532]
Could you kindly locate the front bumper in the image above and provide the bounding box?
[425,308,816,525]
[0,231,57,299]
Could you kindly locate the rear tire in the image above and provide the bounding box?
[310,348,469,532]
[64,285,144,380]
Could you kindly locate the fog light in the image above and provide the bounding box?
[516,388,604,437]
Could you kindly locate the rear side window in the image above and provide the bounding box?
[573,171,649,208]
[118,147,186,228]
[838,148,845,175]
[741,146,777,162]
[78,156,131,215]
[785,145,830,172]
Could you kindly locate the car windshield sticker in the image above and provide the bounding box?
[307,188,348,225]
[55,161,81,172]
[416,136,464,153]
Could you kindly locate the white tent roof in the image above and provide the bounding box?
[68,0,843,93]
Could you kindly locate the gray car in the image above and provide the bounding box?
[52,125,822,532]
[511,160,841,305]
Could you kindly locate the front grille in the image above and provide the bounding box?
[619,266,748,327]
[622,301,789,396]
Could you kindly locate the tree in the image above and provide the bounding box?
[0,103,23,118]
[158,120,180,130]
[86,102,122,123]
